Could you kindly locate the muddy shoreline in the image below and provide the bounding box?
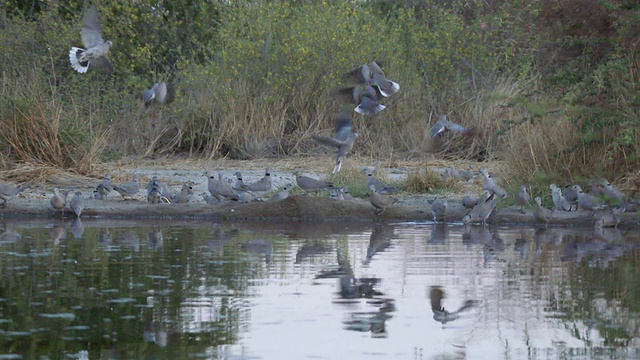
[1,194,637,228]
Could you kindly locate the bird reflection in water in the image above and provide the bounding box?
[70,218,84,239]
[146,228,163,250]
[430,286,476,324]
[429,223,449,245]
[316,243,395,337]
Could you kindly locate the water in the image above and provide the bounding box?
[1,219,640,359]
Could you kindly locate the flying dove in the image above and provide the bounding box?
[0,183,23,206]
[430,114,467,138]
[69,191,85,218]
[335,85,386,115]
[143,82,176,106]
[113,175,141,200]
[344,61,400,97]
[69,5,113,73]
[312,112,359,174]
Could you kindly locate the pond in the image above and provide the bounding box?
[1,219,639,359]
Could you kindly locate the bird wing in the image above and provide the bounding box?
[90,56,113,70]
[334,112,352,141]
[312,135,344,148]
[143,87,156,103]
[81,5,104,48]
[333,87,357,104]
[155,82,168,103]
[431,115,448,138]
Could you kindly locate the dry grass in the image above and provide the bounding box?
[402,167,460,194]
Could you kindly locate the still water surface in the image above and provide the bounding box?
[1,219,640,359]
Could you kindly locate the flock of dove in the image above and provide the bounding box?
[1,5,632,229]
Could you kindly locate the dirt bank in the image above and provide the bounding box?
[0,157,637,227]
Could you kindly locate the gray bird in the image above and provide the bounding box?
[447,165,461,179]
[562,183,578,203]
[369,185,397,215]
[595,205,625,228]
[204,171,235,202]
[336,84,386,115]
[368,61,401,97]
[514,185,530,213]
[69,5,113,73]
[480,169,507,198]
[341,187,356,201]
[534,197,554,226]
[462,191,478,212]
[268,185,291,202]
[240,167,273,194]
[343,61,400,97]
[143,82,175,106]
[364,171,397,194]
[462,191,497,225]
[312,112,359,174]
[113,175,141,200]
[232,171,247,191]
[50,188,67,215]
[172,184,194,204]
[0,183,23,206]
[601,178,627,204]
[589,179,605,197]
[94,173,113,200]
[431,197,447,222]
[231,191,260,203]
[69,191,85,218]
[573,184,607,216]
[294,171,334,195]
[430,114,468,138]
[459,165,475,181]
[550,184,572,211]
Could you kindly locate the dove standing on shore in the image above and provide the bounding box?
[70,191,85,218]
[69,5,113,73]
[0,183,23,206]
[113,175,141,200]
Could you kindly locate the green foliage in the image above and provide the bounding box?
[1,0,638,182]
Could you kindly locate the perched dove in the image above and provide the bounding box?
[69,5,113,73]
[364,171,397,194]
[240,167,273,195]
[312,112,358,174]
[550,184,572,211]
[480,169,507,198]
[172,184,194,204]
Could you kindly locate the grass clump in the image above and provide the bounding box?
[401,168,459,194]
